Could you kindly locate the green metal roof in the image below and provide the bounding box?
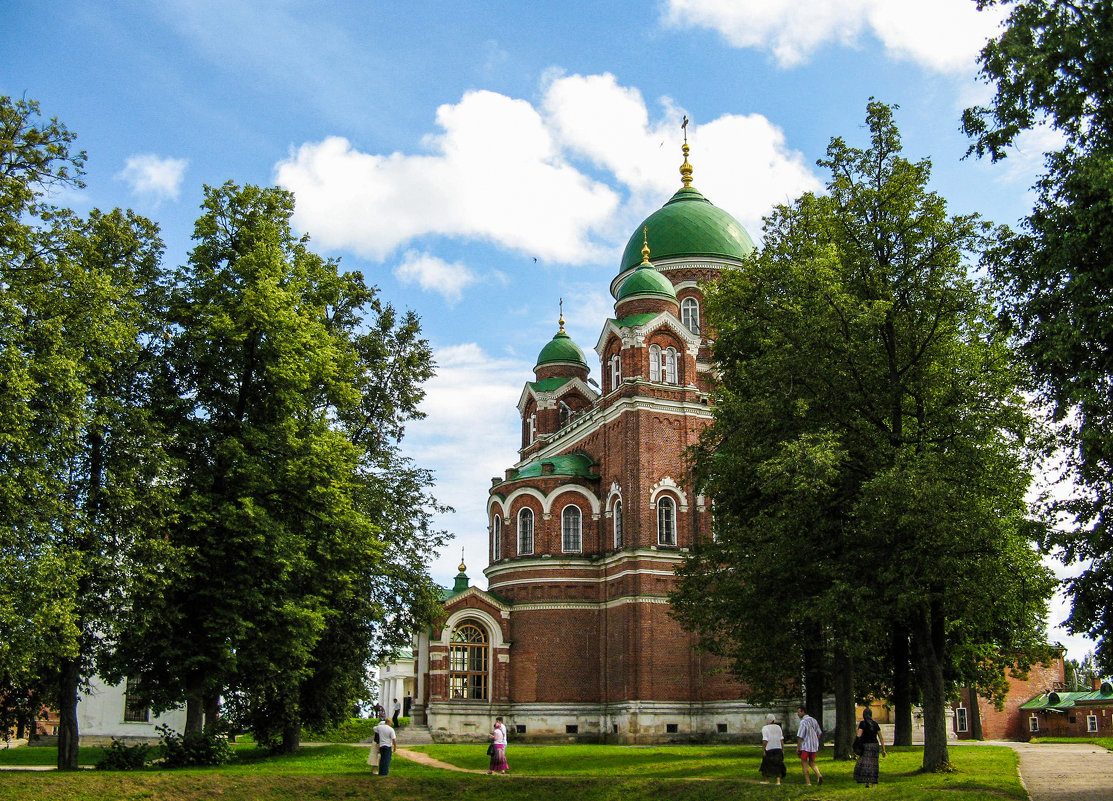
[535,330,588,369]
[510,453,599,480]
[529,376,572,393]
[613,313,658,328]
[616,263,678,301]
[1021,685,1113,710]
[619,186,755,273]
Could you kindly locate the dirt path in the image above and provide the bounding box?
[394,747,487,773]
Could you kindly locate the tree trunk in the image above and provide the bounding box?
[280,720,300,754]
[203,692,221,732]
[56,658,81,770]
[913,594,950,772]
[832,649,856,759]
[803,629,825,722]
[969,689,983,740]
[185,692,204,735]
[891,624,914,746]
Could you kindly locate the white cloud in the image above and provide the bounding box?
[663,0,1007,73]
[276,72,821,279]
[402,343,527,586]
[394,250,478,305]
[116,154,188,202]
[275,90,620,264]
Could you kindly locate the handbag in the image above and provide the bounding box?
[852,735,864,756]
[486,742,495,755]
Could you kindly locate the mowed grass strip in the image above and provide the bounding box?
[0,742,1027,801]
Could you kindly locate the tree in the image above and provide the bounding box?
[964,0,1113,672]
[106,182,446,752]
[0,97,174,769]
[673,101,1055,772]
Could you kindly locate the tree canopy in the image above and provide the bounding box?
[0,96,446,761]
[672,101,1055,773]
[964,0,1113,670]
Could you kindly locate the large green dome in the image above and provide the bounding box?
[619,186,755,273]
[535,330,588,369]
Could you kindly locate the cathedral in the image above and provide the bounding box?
[409,144,787,742]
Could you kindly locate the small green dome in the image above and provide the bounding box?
[619,186,755,273]
[616,263,678,301]
[535,330,588,369]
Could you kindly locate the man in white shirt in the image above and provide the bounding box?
[795,705,824,786]
[373,718,397,775]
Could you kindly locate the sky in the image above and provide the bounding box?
[2,0,1091,659]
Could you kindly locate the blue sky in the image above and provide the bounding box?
[3,0,1087,657]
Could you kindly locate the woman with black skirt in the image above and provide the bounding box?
[853,708,887,787]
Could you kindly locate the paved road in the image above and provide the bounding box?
[1003,742,1113,801]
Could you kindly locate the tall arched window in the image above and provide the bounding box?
[562,505,582,553]
[664,347,678,384]
[609,354,621,391]
[613,499,623,549]
[649,344,662,382]
[449,622,488,700]
[528,413,537,443]
[518,508,534,554]
[492,515,502,561]
[658,496,676,546]
[682,297,700,334]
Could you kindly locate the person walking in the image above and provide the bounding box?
[853,708,887,787]
[760,714,787,785]
[795,705,824,786]
[373,717,397,776]
[488,715,509,774]
[392,698,401,728]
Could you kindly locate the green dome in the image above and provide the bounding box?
[535,330,588,369]
[619,186,755,273]
[616,263,678,302]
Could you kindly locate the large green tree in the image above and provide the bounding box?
[964,0,1113,671]
[105,182,446,751]
[0,97,174,769]
[673,102,1055,772]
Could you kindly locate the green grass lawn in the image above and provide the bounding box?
[0,741,1028,801]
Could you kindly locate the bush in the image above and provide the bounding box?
[157,725,232,767]
[95,739,151,771]
[301,717,379,743]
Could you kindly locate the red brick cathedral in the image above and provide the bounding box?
[411,146,778,741]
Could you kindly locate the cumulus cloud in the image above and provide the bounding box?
[663,0,1007,72]
[276,90,620,264]
[116,154,189,202]
[276,72,821,286]
[402,343,527,585]
[394,250,479,305]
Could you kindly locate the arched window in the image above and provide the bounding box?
[658,496,676,546]
[682,297,700,334]
[609,354,621,391]
[492,515,502,561]
[529,413,537,443]
[518,508,534,555]
[449,622,488,700]
[613,499,623,549]
[649,344,662,382]
[562,505,582,553]
[664,347,678,384]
